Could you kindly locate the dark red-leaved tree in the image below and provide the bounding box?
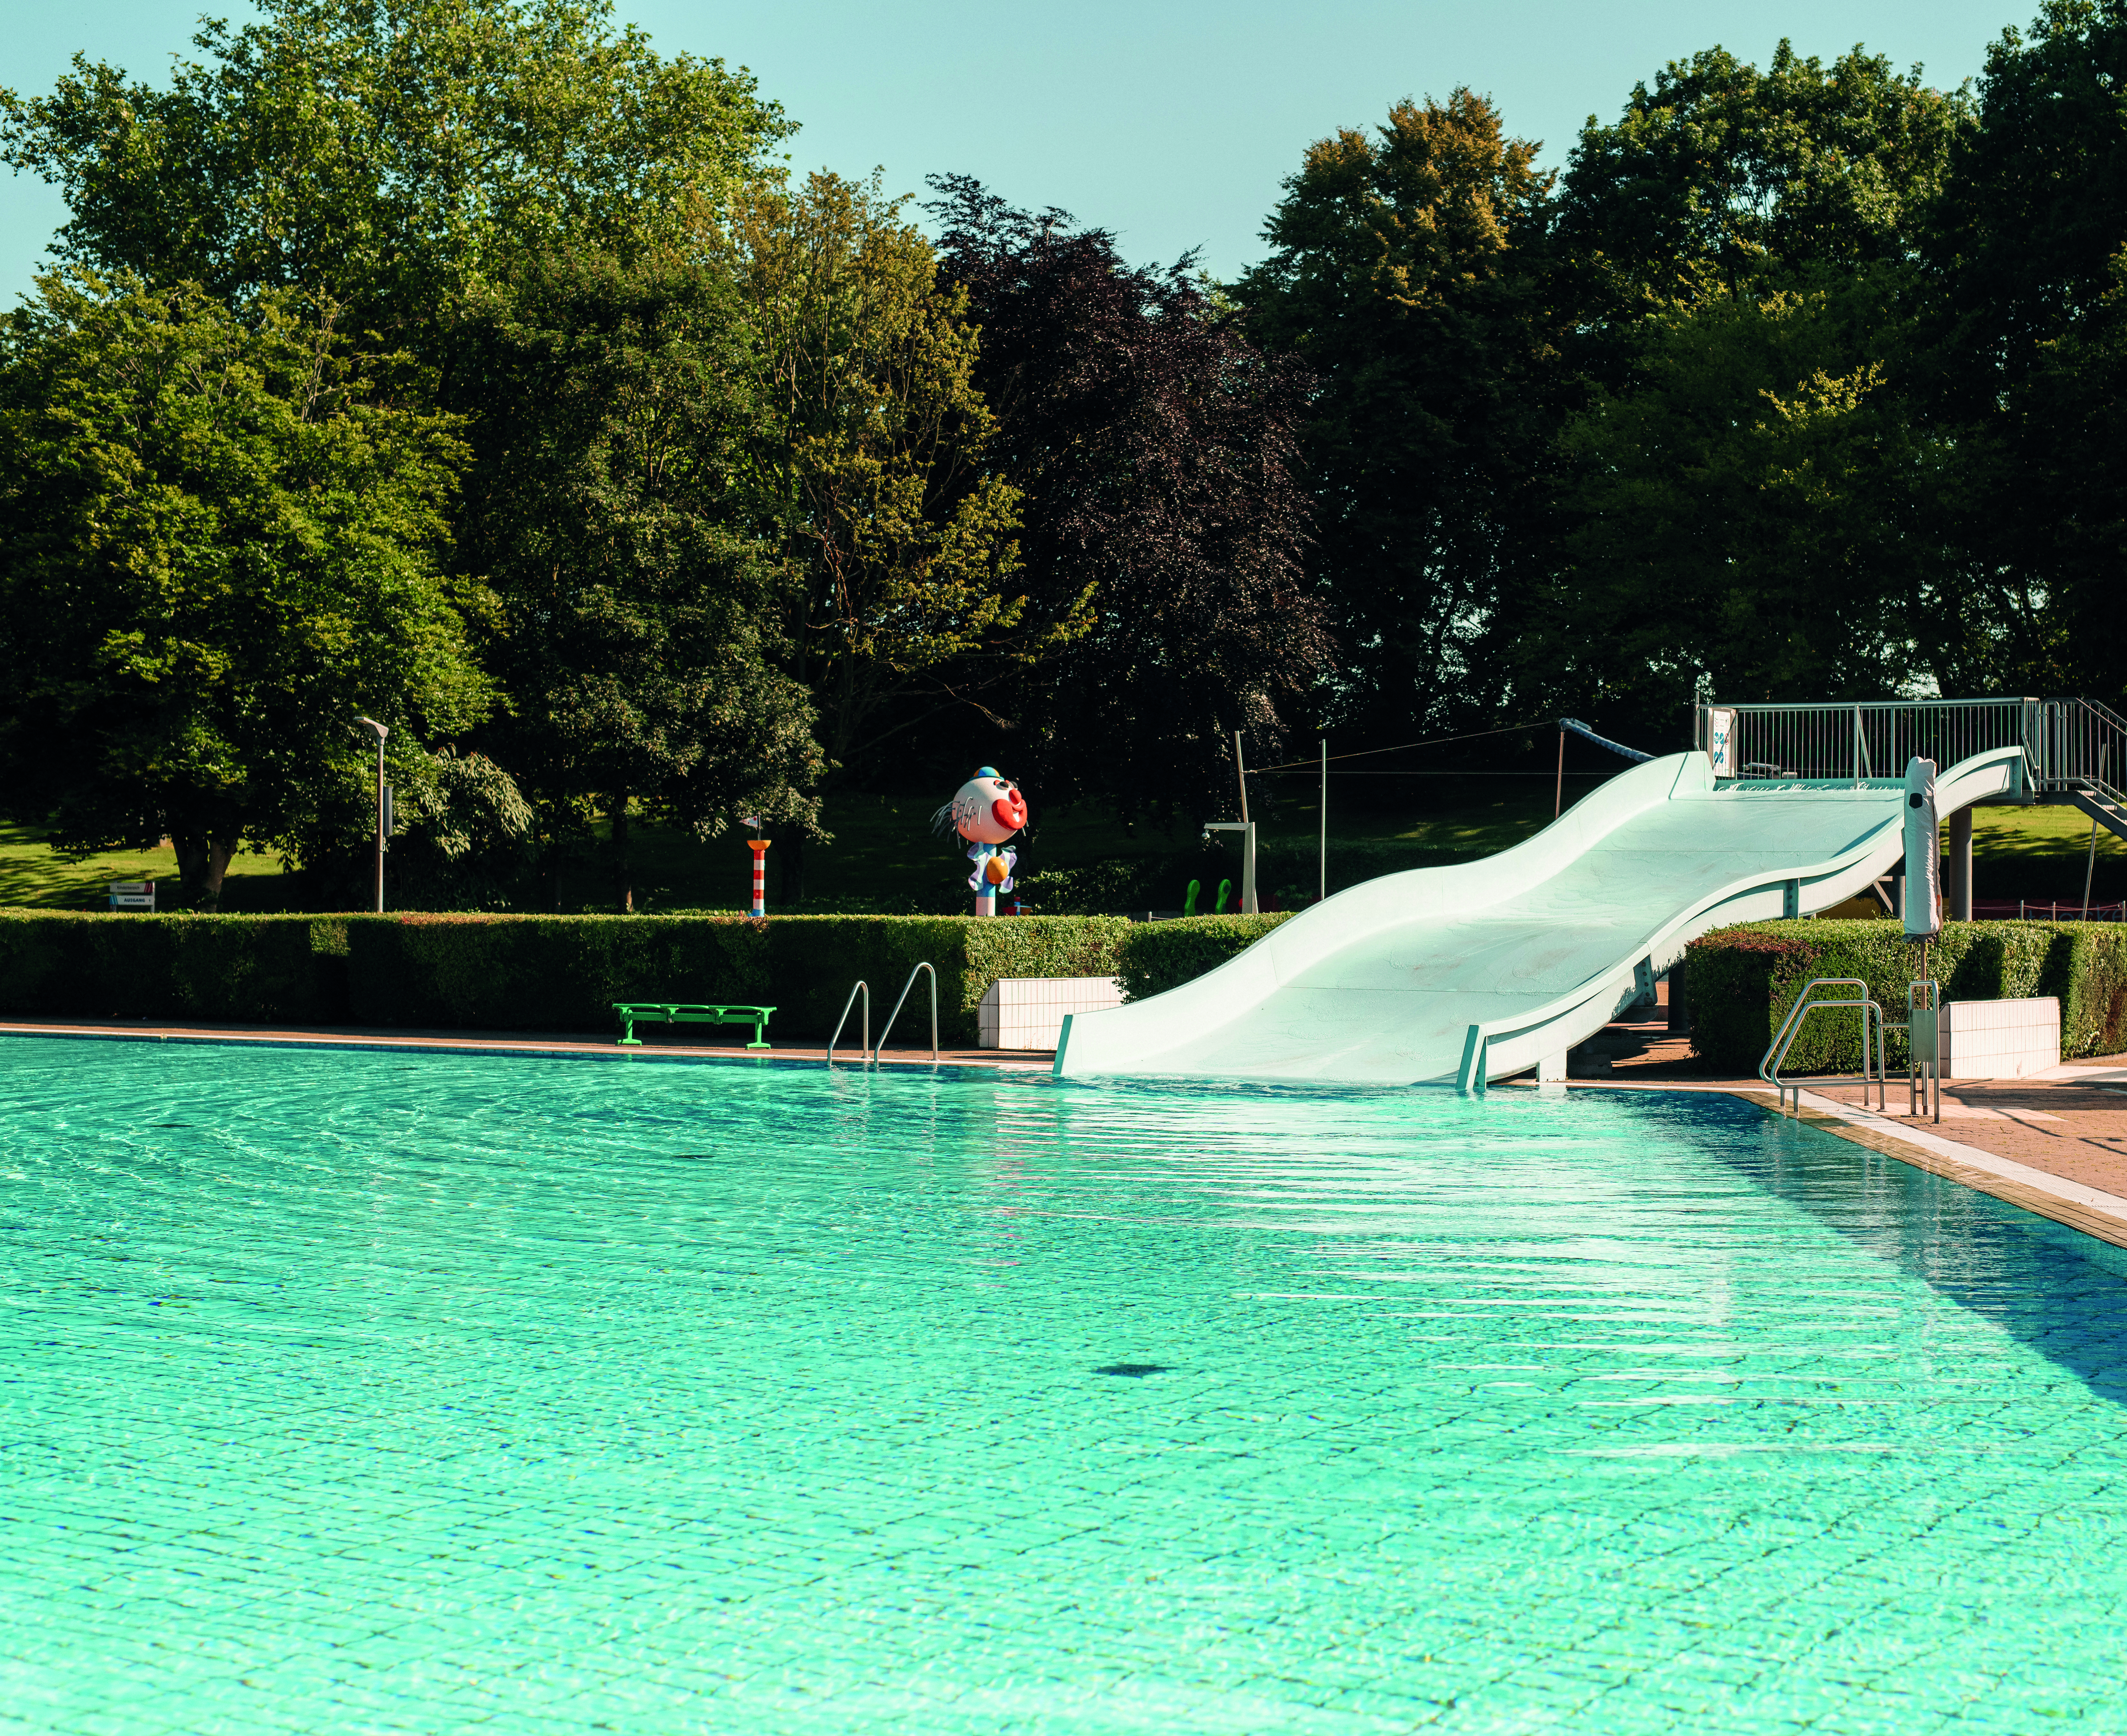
[925,175,1330,821]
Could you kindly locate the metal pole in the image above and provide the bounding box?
[1319,738,1327,906]
[1234,729,1249,823]
[2084,818,2099,921]
[356,716,388,914]
[1554,725,1564,819]
[1949,807,1973,922]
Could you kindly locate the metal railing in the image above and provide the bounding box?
[2037,698,2127,805]
[1699,698,2035,786]
[874,962,939,1063]
[827,980,869,1067]
[1699,696,2127,804]
[1759,977,1887,1115]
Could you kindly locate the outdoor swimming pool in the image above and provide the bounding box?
[4,1034,2125,1733]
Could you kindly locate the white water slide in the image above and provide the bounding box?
[1054,741,2029,1089]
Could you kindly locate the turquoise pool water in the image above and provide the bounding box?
[4,1036,2127,1734]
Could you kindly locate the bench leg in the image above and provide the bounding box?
[746,1018,770,1051]
[618,1013,641,1047]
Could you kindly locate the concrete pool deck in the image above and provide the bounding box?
[13,1011,2127,1257]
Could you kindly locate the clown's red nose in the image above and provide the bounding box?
[992,793,1026,830]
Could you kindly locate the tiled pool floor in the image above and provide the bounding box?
[5,1037,2127,1732]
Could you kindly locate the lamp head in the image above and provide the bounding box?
[354,716,388,745]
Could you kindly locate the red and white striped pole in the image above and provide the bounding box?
[748,839,770,918]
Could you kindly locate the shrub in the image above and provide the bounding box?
[1687,919,2127,1072]
[0,912,349,1022]
[1117,913,1292,1001]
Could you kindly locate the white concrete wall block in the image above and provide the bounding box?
[1942,997,2061,1080]
[978,977,1125,1050]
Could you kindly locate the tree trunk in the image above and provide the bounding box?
[171,831,239,910]
[611,794,632,913]
[779,831,806,904]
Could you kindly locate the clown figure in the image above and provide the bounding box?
[935,767,1027,916]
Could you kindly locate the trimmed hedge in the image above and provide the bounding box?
[0,912,351,1022]
[353,912,1132,1045]
[1687,919,2127,1072]
[1116,913,1292,1002]
[0,911,1133,1047]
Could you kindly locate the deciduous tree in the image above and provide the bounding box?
[1542,275,1940,722]
[723,172,1044,782]
[1241,92,1559,742]
[0,0,787,362]
[451,251,823,911]
[929,175,1326,820]
[0,273,489,905]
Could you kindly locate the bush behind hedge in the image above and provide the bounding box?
[1687,919,2127,1072]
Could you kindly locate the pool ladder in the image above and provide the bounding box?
[827,963,938,1067]
[1759,975,1941,1121]
[1761,978,1886,1115]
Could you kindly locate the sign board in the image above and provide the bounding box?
[108,880,155,911]
[1704,707,1738,778]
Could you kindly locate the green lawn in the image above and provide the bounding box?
[0,826,288,912]
[2,777,2118,911]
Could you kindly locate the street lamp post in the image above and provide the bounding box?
[355,717,388,914]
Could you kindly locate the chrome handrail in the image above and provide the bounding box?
[827,980,869,1067]
[1759,977,1886,1116]
[1906,978,1942,1123]
[874,962,938,1063]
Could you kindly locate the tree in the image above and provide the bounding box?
[0,273,489,905]
[2014,251,2127,707]
[1241,91,1560,741]
[0,0,788,360]
[1931,1,2127,381]
[1539,275,1941,723]
[1556,42,1974,324]
[451,251,823,911]
[1538,41,1975,723]
[928,176,1328,820]
[1922,2,2127,705]
[723,171,1046,782]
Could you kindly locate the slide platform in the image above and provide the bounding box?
[1054,746,2026,1087]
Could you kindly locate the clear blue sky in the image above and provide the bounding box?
[3,0,2027,303]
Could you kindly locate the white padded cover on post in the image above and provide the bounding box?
[979,977,1124,1050]
[1942,998,2060,1079]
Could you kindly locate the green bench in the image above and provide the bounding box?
[612,1002,776,1050]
